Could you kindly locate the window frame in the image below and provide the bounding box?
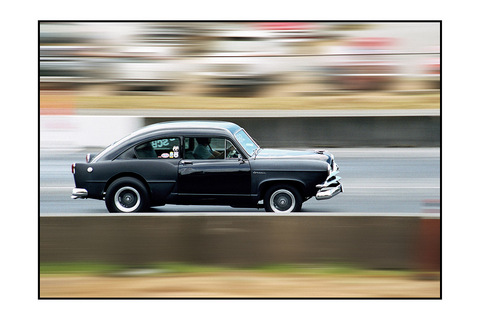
[184,136,243,160]
[116,136,182,160]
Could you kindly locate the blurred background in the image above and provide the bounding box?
[40,21,440,150]
[39,22,440,298]
[40,21,439,98]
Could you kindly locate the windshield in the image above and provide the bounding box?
[235,129,259,157]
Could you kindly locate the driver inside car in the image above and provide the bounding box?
[193,138,224,159]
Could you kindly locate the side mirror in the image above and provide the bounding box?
[238,154,245,163]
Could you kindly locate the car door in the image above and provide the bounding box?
[177,137,251,199]
[125,137,182,204]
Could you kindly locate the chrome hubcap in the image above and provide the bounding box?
[114,186,141,212]
[270,189,295,213]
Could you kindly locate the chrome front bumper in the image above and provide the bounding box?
[71,188,88,199]
[316,183,343,200]
[315,164,343,200]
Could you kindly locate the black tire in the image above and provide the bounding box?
[105,177,150,213]
[264,184,302,213]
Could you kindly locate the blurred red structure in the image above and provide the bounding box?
[323,37,400,91]
[416,219,440,272]
[415,199,440,274]
[255,22,315,30]
[40,92,75,115]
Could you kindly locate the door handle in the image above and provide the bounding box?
[181,160,193,165]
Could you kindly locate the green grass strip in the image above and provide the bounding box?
[40,262,414,277]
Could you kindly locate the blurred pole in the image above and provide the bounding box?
[414,202,440,279]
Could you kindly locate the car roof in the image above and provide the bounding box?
[93,121,244,161]
[133,120,242,137]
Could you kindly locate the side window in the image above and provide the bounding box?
[186,137,240,160]
[225,140,240,159]
[134,138,181,159]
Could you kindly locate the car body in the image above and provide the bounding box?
[71,121,343,213]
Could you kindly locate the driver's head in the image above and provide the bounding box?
[196,138,211,146]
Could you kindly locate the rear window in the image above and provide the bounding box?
[134,138,181,159]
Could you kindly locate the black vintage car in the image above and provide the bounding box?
[71,121,343,213]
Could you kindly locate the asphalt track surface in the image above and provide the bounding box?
[39,148,440,216]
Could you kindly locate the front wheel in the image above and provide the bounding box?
[105,177,150,213]
[264,185,302,213]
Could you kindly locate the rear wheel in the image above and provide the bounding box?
[264,185,302,213]
[105,177,150,213]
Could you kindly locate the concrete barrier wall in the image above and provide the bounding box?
[40,215,440,270]
[144,116,440,148]
[40,116,143,150]
[40,114,440,150]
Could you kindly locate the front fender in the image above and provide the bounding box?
[256,178,307,199]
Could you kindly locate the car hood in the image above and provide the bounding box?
[255,148,332,162]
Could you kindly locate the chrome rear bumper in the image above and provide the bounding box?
[71,188,88,199]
